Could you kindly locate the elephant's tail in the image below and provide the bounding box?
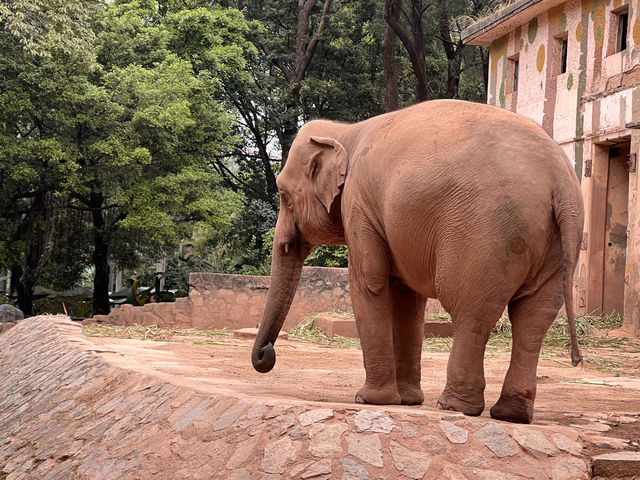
[552,184,584,367]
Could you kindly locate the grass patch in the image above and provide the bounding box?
[487,314,637,350]
[287,313,360,349]
[82,323,232,342]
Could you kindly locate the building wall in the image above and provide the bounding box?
[487,0,640,334]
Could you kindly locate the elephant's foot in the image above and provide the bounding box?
[355,385,401,405]
[436,388,484,416]
[490,394,534,424]
[397,384,424,406]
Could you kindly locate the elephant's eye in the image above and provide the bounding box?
[281,192,293,210]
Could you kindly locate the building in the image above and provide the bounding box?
[461,0,640,335]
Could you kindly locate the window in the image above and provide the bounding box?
[617,9,629,52]
[507,54,519,94]
[553,34,568,76]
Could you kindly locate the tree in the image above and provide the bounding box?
[68,0,245,313]
[244,0,335,165]
[0,26,95,313]
[1,0,246,314]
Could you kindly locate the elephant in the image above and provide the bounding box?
[251,99,584,424]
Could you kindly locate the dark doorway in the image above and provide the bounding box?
[602,142,630,315]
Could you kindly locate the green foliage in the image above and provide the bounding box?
[0,0,102,63]
[305,245,348,268]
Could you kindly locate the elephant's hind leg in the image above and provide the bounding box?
[391,280,426,405]
[437,304,504,416]
[490,269,563,424]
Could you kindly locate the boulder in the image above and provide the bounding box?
[0,304,24,323]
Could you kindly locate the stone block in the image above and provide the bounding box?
[314,315,453,339]
[234,328,288,340]
[592,451,640,478]
[314,314,358,338]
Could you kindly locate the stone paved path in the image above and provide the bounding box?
[0,316,636,479]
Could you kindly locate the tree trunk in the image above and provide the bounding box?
[90,192,111,315]
[438,3,462,99]
[382,22,399,111]
[386,0,429,103]
[280,92,301,167]
[14,191,47,315]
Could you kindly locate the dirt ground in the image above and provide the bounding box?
[85,324,640,450]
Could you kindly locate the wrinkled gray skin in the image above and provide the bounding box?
[251,100,584,424]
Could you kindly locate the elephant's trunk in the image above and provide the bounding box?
[252,234,310,373]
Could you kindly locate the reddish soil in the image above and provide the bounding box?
[90,332,640,445]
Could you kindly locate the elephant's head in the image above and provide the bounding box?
[251,122,349,373]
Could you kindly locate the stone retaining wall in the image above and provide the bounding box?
[0,316,600,479]
[90,267,447,331]
[189,267,353,330]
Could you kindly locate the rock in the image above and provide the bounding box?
[512,427,558,457]
[345,433,383,468]
[441,465,468,480]
[402,422,418,438]
[591,451,640,478]
[464,418,487,428]
[351,410,396,433]
[211,401,248,431]
[301,459,332,479]
[267,415,295,438]
[226,437,257,469]
[421,434,448,455]
[289,427,307,437]
[549,432,582,455]
[171,398,213,432]
[584,434,630,450]
[460,451,493,468]
[569,422,610,432]
[0,304,23,323]
[260,436,300,474]
[550,456,590,480]
[299,408,334,426]
[440,413,466,422]
[339,458,369,480]
[309,423,348,457]
[472,469,520,480]
[389,441,431,479]
[474,422,518,458]
[226,469,251,480]
[439,420,469,444]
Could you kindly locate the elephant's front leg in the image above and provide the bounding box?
[349,237,401,405]
[391,280,426,405]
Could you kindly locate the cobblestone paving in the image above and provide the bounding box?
[0,316,633,479]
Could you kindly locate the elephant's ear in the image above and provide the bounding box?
[307,136,348,214]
